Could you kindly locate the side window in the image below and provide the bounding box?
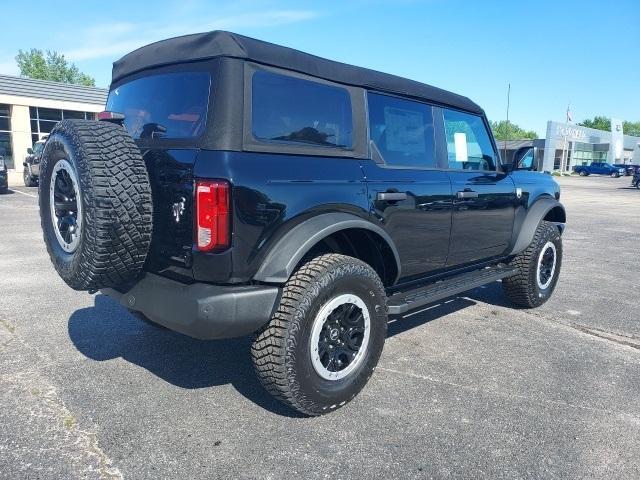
[443,109,497,171]
[252,70,353,149]
[517,148,535,170]
[367,92,436,168]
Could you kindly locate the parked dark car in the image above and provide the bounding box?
[613,163,638,176]
[38,31,566,416]
[574,162,625,177]
[0,148,8,194]
[23,139,46,187]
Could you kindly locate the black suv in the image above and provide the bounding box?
[23,139,46,187]
[38,31,565,416]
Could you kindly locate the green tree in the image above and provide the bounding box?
[15,49,95,86]
[578,116,640,137]
[622,121,640,137]
[578,116,611,132]
[490,120,538,141]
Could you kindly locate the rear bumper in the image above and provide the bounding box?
[102,273,281,339]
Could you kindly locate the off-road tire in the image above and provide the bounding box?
[39,120,153,291]
[503,220,562,308]
[23,167,37,187]
[252,254,388,416]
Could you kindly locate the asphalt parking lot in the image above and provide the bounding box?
[1,175,639,479]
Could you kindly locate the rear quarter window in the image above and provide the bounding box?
[106,72,211,139]
[251,71,353,149]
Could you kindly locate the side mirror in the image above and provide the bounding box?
[513,146,537,171]
[27,147,34,155]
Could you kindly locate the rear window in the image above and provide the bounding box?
[106,72,211,140]
[251,70,353,149]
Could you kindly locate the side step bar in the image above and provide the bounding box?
[387,264,519,315]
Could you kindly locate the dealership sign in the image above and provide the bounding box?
[555,124,587,140]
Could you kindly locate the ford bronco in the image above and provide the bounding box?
[38,31,565,416]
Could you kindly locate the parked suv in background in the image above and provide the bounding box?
[574,162,625,177]
[0,148,8,194]
[38,31,566,416]
[612,164,636,176]
[23,139,46,187]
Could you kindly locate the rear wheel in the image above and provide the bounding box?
[579,170,587,176]
[503,221,562,308]
[39,120,153,291]
[252,254,388,416]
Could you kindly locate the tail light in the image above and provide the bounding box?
[195,180,230,251]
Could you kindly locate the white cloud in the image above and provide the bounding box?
[64,9,318,62]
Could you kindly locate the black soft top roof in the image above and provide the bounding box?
[112,31,483,114]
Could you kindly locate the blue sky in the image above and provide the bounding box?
[1,0,638,136]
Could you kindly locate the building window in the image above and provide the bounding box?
[0,104,13,169]
[29,107,95,144]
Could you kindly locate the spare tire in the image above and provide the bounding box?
[39,120,153,291]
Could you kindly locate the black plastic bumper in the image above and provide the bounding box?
[102,274,281,339]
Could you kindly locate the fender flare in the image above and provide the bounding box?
[509,197,566,256]
[253,212,401,284]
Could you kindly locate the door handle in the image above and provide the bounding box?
[457,190,479,199]
[377,191,407,201]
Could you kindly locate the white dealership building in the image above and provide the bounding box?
[0,74,107,172]
[539,120,639,172]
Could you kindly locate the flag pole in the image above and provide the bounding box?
[504,83,510,163]
[561,103,571,173]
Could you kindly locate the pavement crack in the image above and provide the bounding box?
[377,366,640,422]
[0,334,123,479]
[570,324,640,350]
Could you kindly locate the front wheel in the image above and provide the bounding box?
[579,170,587,176]
[611,172,620,178]
[252,254,388,416]
[635,180,640,190]
[503,221,562,308]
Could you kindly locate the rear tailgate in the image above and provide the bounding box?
[142,148,197,275]
[105,68,213,280]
